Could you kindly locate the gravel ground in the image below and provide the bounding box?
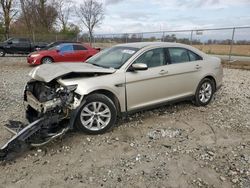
[0,57,249,188]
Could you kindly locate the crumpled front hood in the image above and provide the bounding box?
[29,63,116,83]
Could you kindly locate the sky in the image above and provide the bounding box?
[72,0,250,40]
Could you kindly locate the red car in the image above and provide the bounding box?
[27,43,99,65]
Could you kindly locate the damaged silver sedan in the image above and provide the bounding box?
[0,42,223,159]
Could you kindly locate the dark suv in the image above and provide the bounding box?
[0,38,47,57]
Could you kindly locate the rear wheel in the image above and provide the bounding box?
[194,78,215,106]
[41,57,53,64]
[75,94,117,134]
[0,49,6,57]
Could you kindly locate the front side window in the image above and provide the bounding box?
[60,44,74,53]
[6,38,19,44]
[134,48,166,68]
[86,46,138,69]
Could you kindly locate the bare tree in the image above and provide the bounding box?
[0,0,18,39]
[18,0,58,34]
[76,0,104,44]
[19,0,34,34]
[56,0,72,32]
[36,0,58,32]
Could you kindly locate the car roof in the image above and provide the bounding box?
[115,42,191,49]
[115,42,207,57]
[54,41,80,44]
[59,43,84,46]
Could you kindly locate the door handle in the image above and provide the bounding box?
[195,65,201,70]
[159,70,168,75]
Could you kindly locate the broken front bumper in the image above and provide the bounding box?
[0,114,67,160]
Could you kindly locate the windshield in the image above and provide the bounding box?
[86,46,139,69]
[47,45,59,51]
[4,38,13,42]
[43,42,57,50]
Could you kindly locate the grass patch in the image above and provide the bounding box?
[222,60,250,70]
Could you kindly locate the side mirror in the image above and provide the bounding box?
[7,41,12,44]
[56,49,60,53]
[129,63,148,71]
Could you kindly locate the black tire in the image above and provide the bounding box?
[0,48,6,57]
[194,78,215,106]
[41,57,53,64]
[75,94,117,134]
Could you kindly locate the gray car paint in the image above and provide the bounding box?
[28,42,223,113]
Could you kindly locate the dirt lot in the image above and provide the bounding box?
[0,57,250,188]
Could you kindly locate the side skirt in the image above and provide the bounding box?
[121,95,194,116]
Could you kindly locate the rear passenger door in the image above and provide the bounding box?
[73,45,89,61]
[165,47,203,97]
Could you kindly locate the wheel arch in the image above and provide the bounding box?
[202,75,217,90]
[88,89,121,115]
[0,48,6,55]
[41,56,54,63]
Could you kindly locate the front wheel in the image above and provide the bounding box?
[0,49,6,57]
[41,57,53,64]
[75,94,117,134]
[194,78,215,106]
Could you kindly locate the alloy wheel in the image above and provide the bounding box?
[199,82,212,103]
[42,58,52,64]
[80,102,111,131]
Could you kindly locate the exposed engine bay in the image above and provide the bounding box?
[25,80,78,120]
[0,80,82,160]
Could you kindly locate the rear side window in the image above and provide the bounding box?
[168,48,189,63]
[168,48,202,64]
[188,50,203,61]
[73,45,87,51]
